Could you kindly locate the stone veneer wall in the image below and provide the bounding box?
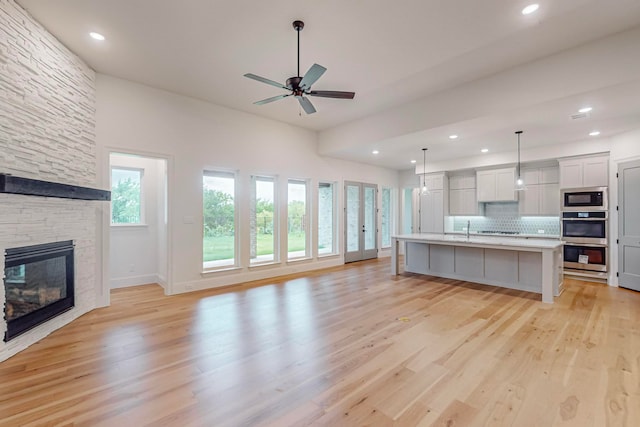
[0,0,98,361]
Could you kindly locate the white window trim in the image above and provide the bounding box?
[110,166,145,226]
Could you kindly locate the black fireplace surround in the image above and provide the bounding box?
[4,241,75,341]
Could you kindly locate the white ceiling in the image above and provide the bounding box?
[16,0,640,170]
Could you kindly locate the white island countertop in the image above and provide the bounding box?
[393,233,563,250]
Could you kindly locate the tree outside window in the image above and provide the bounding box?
[111,168,143,224]
[203,171,236,267]
[250,176,277,264]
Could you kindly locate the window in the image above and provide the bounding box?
[381,187,392,247]
[203,170,237,269]
[111,167,143,225]
[318,182,337,256]
[250,176,277,264]
[288,179,309,259]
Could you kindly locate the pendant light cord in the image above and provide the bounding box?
[422,148,428,192]
[516,131,522,180]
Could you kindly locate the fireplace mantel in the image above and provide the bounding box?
[0,174,110,201]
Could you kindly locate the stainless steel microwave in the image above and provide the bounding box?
[561,187,608,211]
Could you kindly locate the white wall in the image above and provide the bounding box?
[96,74,399,294]
[109,153,167,289]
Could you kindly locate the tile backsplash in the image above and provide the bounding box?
[450,202,560,236]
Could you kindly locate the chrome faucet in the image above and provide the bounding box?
[467,220,471,239]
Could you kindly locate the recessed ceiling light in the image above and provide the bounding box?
[589,131,600,136]
[89,32,105,41]
[522,4,539,15]
[578,106,593,113]
[372,150,379,155]
[449,134,458,140]
[481,148,489,153]
[410,160,417,164]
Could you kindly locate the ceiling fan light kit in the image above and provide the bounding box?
[244,20,355,114]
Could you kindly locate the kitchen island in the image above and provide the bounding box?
[391,233,563,303]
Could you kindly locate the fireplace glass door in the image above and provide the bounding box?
[4,241,75,341]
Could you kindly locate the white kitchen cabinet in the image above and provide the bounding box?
[477,167,517,202]
[559,155,608,188]
[519,183,560,215]
[421,173,445,191]
[449,173,479,215]
[518,166,560,215]
[420,189,444,233]
[540,183,560,215]
[450,188,479,215]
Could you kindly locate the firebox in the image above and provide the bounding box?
[3,241,75,341]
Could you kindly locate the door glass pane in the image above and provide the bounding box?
[346,185,360,252]
[381,188,391,247]
[364,186,376,250]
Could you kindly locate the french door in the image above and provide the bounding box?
[344,181,377,263]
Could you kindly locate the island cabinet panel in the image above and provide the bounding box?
[454,247,484,277]
[405,242,430,275]
[519,252,543,288]
[394,234,563,303]
[484,249,519,283]
[429,245,455,274]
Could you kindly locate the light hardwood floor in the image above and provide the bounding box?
[1,258,639,426]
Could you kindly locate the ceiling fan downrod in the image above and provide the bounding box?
[293,20,304,78]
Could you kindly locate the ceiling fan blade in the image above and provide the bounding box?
[254,94,291,105]
[244,73,288,90]
[308,90,355,99]
[297,96,316,114]
[299,64,327,89]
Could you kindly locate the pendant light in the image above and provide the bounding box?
[421,148,429,195]
[515,130,526,191]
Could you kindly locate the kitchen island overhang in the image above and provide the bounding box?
[391,234,564,303]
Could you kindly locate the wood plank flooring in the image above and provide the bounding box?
[1,258,639,426]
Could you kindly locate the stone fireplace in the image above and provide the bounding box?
[1,0,104,361]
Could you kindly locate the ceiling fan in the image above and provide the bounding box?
[244,20,355,114]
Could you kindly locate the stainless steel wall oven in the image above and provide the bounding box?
[561,211,607,245]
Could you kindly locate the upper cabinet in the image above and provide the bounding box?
[559,154,609,188]
[477,167,518,202]
[449,174,480,215]
[518,166,560,216]
[419,173,447,233]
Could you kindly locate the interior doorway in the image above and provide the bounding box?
[344,181,377,263]
[108,152,169,291]
[618,159,640,291]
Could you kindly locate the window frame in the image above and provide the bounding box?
[317,181,338,257]
[250,174,279,266]
[110,166,145,226]
[202,169,239,271]
[287,178,311,260]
